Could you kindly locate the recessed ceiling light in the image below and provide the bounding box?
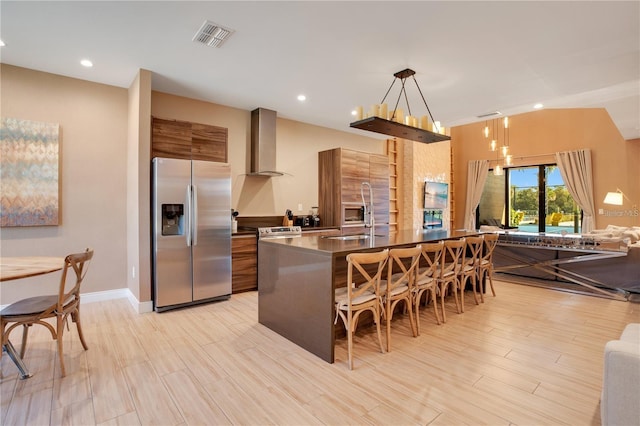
[80,59,93,67]
[534,103,543,109]
[0,40,5,47]
[351,110,358,116]
[297,94,306,101]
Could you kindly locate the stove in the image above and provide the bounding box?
[257,226,302,239]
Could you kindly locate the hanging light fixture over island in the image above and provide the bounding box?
[350,68,450,144]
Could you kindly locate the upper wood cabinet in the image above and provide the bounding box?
[152,117,228,162]
[340,149,370,203]
[318,148,390,230]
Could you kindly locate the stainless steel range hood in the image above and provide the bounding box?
[249,108,284,177]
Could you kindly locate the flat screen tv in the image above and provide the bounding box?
[424,181,449,209]
[423,209,443,229]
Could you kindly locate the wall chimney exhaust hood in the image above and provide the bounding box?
[249,108,284,177]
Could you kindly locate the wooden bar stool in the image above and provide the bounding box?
[457,236,484,312]
[479,233,499,300]
[334,249,389,370]
[380,245,421,351]
[437,238,465,322]
[413,241,443,334]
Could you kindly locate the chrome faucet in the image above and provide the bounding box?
[361,182,374,237]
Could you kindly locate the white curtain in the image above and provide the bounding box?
[464,160,490,230]
[555,149,596,233]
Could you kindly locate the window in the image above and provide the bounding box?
[478,164,581,234]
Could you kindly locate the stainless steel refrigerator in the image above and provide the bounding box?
[152,157,231,312]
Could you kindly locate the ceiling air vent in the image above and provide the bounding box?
[192,21,234,48]
[476,111,502,119]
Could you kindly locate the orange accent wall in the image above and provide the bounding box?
[451,108,640,229]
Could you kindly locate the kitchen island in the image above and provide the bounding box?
[258,229,480,363]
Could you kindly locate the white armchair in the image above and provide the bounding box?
[601,323,640,426]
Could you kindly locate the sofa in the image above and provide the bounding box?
[601,323,640,426]
[583,225,640,247]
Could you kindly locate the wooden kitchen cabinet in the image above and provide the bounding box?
[318,148,389,231]
[231,234,257,293]
[152,117,228,162]
[340,149,370,203]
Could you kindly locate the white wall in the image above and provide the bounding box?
[1,64,129,304]
[126,69,152,308]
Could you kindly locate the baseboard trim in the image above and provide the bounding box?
[82,288,154,313]
[81,288,129,304]
[127,292,154,314]
[1,288,154,314]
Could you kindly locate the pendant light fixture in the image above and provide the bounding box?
[493,135,503,176]
[502,116,510,159]
[350,68,450,144]
[485,120,498,152]
[485,115,511,175]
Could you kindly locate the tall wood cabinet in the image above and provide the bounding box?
[318,148,389,233]
[152,117,227,162]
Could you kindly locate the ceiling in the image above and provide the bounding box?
[2,1,639,140]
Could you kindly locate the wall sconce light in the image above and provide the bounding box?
[602,188,639,221]
[603,189,626,205]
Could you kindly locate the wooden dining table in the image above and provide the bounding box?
[1,256,65,379]
[1,256,65,282]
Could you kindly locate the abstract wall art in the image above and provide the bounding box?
[1,117,60,227]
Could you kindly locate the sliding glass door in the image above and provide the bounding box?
[509,167,539,231]
[544,166,580,233]
[478,164,581,234]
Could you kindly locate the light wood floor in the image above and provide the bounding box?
[1,279,638,425]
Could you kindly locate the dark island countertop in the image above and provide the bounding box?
[258,228,481,255]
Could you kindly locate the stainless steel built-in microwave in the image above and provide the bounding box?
[342,203,365,224]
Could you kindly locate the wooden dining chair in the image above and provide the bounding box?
[413,241,443,334]
[380,245,420,352]
[334,249,388,370]
[457,236,484,312]
[0,248,94,377]
[437,238,465,323]
[478,233,499,300]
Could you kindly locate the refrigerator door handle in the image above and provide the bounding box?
[185,185,192,246]
[192,185,198,246]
